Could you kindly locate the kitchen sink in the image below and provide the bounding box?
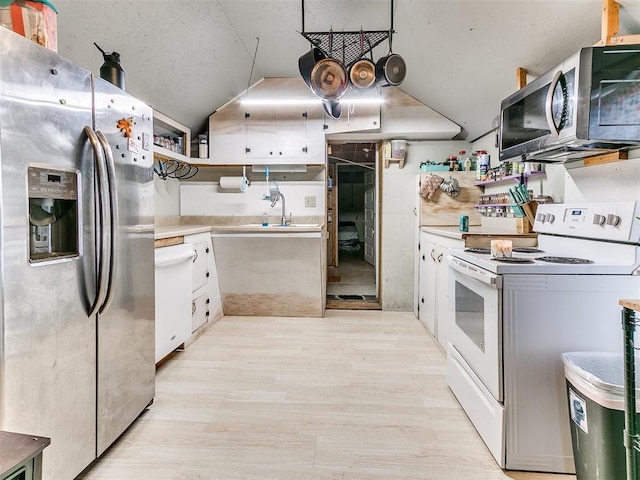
[240,223,321,228]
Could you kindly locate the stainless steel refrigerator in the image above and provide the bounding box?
[0,28,155,480]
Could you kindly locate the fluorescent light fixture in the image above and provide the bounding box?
[240,97,385,106]
[240,98,321,106]
[340,97,385,105]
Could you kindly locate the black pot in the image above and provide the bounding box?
[298,47,326,89]
[375,53,406,87]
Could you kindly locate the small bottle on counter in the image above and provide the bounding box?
[459,215,469,232]
[464,157,472,171]
[262,213,268,227]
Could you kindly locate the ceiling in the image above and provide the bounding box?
[52,0,640,143]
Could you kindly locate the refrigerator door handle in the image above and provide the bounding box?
[84,126,111,317]
[96,131,119,315]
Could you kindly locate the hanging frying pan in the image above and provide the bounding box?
[349,31,376,90]
[298,47,326,89]
[376,53,406,87]
[321,99,342,119]
[310,57,348,100]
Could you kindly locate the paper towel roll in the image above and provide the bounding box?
[219,176,247,191]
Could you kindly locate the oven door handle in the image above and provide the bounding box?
[447,255,501,288]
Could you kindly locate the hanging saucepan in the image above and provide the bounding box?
[310,57,348,100]
[321,99,342,119]
[349,31,376,90]
[298,47,327,89]
[376,53,407,87]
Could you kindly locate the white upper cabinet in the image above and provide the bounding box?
[207,78,326,165]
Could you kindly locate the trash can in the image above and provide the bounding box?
[561,352,640,480]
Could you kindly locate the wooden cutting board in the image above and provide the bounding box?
[419,172,482,226]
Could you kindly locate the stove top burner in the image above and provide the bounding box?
[465,248,491,254]
[513,247,544,254]
[491,257,535,263]
[535,256,594,264]
[465,247,545,255]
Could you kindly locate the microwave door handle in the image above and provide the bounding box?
[545,70,563,137]
[84,126,110,317]
[96,131,118,315]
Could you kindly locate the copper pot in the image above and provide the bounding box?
[349,58,376,90]
[310,58,348,100]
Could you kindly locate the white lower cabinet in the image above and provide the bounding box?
[191,293,210,333]
[417,229,463,352]
[184,232,223,335]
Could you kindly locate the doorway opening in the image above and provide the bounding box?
[326,142,380,309]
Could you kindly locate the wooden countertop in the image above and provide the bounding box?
[0,431,50,478]
[620,299,640,313]
[421,225,538,240]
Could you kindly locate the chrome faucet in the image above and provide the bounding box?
[270,189,287,225]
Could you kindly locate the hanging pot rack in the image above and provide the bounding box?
[299,0,396,68]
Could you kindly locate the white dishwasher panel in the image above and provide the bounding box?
[155,243,194,363]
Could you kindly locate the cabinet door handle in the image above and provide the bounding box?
[437,253,443,263]
[430,249,436,261]
[192,250,198,263]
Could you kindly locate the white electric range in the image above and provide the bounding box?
[445,201,640,473]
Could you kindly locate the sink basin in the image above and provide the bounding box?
[240,223,321,228]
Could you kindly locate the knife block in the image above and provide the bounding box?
[520,201,538,230]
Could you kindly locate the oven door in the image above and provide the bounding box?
[447,255,503,402]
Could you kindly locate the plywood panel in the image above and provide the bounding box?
[419,172,482,226]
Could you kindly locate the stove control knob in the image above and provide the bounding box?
[537,213,546,223]
[593,214,606,226]
[546,214,555,224]
[606,214,621,227]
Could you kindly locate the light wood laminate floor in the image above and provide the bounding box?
[80,311,576,480]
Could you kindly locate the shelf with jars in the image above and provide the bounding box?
[474,170,546,187]
[153,110,191,163]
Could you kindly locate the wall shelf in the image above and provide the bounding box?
[153,110,191,162]
[474,170,545,187]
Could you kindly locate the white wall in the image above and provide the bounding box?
[180,180,326,218]
[563,149,640,202]
[381,139,471,311]
[154,176,180,217]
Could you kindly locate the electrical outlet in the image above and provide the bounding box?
[304,196,316,208]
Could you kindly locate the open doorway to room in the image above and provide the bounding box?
[326,142,380,309]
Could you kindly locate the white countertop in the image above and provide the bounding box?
[155,223,324,240]
[155,224,213,240]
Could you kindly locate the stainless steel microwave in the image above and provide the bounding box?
[499,44,640,163]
